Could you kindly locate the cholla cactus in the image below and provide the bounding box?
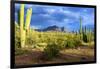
[19,4,32,48]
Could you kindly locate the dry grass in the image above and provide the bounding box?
[60,48,94,57]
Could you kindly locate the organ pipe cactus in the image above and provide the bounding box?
[79,16,83,40]
[19,4,32,48]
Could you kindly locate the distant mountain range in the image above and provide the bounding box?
[34,25,94,32]
[35,25,66,32]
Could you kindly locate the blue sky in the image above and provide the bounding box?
[15,3,94,32]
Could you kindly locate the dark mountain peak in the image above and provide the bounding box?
[35,25,66,32]
[50,25,59,28]
[43,25,61,31]
[46,25,59,29]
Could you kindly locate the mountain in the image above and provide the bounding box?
[35,25,66,32]
[43,25,61,31]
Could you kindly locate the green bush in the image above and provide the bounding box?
[44,42,60,60]
[25,33,40,48]
[15,27,21,48]
[15,36,21,48]
[66,39,75,48]
[26,36,36,46]
[15,48,31,55]
[74,39,81,47]
[65,36,81,48]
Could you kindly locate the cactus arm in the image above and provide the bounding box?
[25,8,32,33]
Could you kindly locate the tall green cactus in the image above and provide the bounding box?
[88,28,91,42]
[20,4,24,48]
[25,8,32,35]
[83,26,88,42]
[79,16,82,40]
[19,4,32,48]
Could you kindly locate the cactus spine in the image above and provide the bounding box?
[19,4,32,48]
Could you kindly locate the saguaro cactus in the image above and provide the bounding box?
[19,4,32,48]
[20,4,24,48]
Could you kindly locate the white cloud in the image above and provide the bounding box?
[45,7,62,14]
[45,6,80,20]
[40,14,50,17]
[31,26,38,29]
[45,8,55,14]
[63,19,69,22]
[31,25,42,29]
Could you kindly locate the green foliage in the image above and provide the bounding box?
[15,14,94,50]
[15,23,21,48]
[66,39,75,48]
[44,42,60,60]
[82,27,94,43]
[25,36,36,47]
[15,36,21,48]
[15,48,31,55]
[15,26,94,49]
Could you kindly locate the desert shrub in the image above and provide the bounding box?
[25,34,39,48]
[15,26,86,49]
[26,37,35,47]
[74,35,82,47]
[15,36,21,48]
[15,48,31,55]
[44,42,60,60]
[55,37,67,49]
[65,34,82,48]
[66,39,75,48]
[74,39,82,48]
[15,26,21,48]
[15,48,25,55]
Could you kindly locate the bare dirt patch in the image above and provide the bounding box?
[15,48,95,66]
